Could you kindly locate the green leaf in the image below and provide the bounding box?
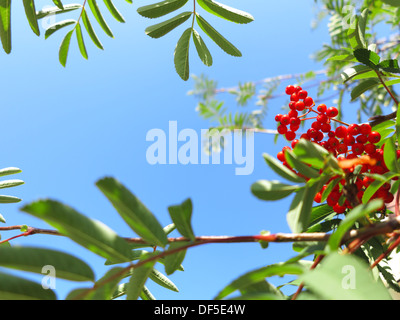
[140,285,156,300]
[362,172,400,203]
[196,13,241,57]
[300,253,392,300]
[164,242,187,275]
[196,0,254,24]
[174,27,192,81]
[215,263,304,300]
[126,259,157,300]
[347,16,366,50]
[103,0,125,23]
[350,78,381,101]
[76,23,88,59]
[21,199,133,263]
[307,204,334,228]
[0,179,24,189]
[378,59,400,73]
[251,180,299,201]
[0,246,95,282]
[168,198,195,241]
[192,28,212,66]
[96,177,168,248]
[59,29,74,67]
[292,139,329,169]
[327,200,384,252]
[23,0,40,36]
[137,0,189,19]
[381,0,400,6]
[88,0,113,37]
[284,150,320,179]
[0,271,56,300]
[52,0,64,9]
[37,4,82,20]
[149,268,179,292]
[0,195,21,203]
[45,19,76,39]
[66,267,126,300]
[262,153,305,183]
[353,48,380,68]
[341,64,372,83]
[145,11,192,39]
[0,167,22,177]
[0,0,11,54]
[384,136,399,172]
[82,8,103,50]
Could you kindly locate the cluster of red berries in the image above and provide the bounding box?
[275,85,396,214]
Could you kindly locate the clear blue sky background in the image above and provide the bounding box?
[0,0,359,299]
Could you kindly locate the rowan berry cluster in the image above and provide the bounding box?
[275,85,396,214]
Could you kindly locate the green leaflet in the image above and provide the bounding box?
[45,19,76,39]
[262,153,305,184]
[381,0,400,6]
[350,78,381,101]
[141,285,156,300]
[362,172,400,203]
[82,8,104,50]
[0,167,22,177]
[341,64,372,83]
[23,0,40,36]
[76,23,88,59]
[21,199,133,263]
[37,4,82,20]
[353,48,380,69]
[103,0,125,23]
[0,271,56,300]
[88,0,113,38]
[137,0,189,19]
[326,200,384,252]
[195,13,241,57]
[52,0,64,9]
[66,267,126,300]
[59,29,74,67]
[192,29,212,66]
[0,179,24,189]
[149,268,179,292]
[0,195,21,203]
[251,180,300,201]
[168,198,195,241]
[96,177,168,248]
[145,11,192,39]
[196,0,254,24]
[0,0,11,54]
[383,137,399,172]
[300,253,392,300]
[0,246,95,282]
[164,242,187,275]
[174,28,192,81]
[215,263,304,300]
[126,259,157,300]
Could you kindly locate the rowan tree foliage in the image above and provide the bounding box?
[1,0,400,300]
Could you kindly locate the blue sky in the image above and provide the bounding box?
[0,0,346,299]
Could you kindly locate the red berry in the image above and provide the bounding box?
[352,143,364,155]
[304,96,314,107]
[290,117,301,126]
[285,131,296,141]
[333,203,346,214]
[300,133,310,140]
[317,104,327,113]
[288,110,298,118]
[317,114,328,123]
[280,115,290,125]
[285,85,295,95]
[307,128,318,139]
[277,125,287,134]
[320,123,331,133]
[275,114,282,122]
[360,123,372,135]
[298,90,308,99]
[364,143,376,154]
[328,137,339,148]
[311,121,322,130]
[291,139,299,149]
[326,107,338,118]
[337,143,348,154]
[343,135,355,146]
[335,126,347,138]
[290,93,299,102]
[348,124,360,136]
[356,134,368,144]
[277,151,286,162]
[294,86,302,93]
[368,131,381,143]
[290,124,300,132]
[295,101,305,111]
[314,192,322,203]
[314,131,324,142]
